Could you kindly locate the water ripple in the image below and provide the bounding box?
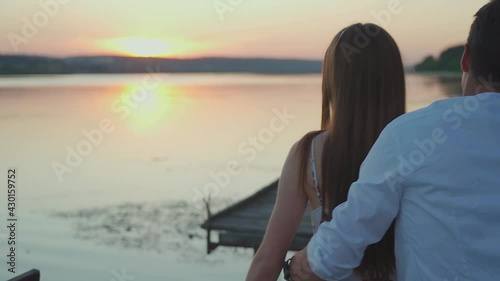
[51,199,252,264]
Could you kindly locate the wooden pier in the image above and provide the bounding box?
[201,180,313,254]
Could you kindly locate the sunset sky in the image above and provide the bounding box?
[0,0,489,65]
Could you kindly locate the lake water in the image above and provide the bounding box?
[0,73,461,280]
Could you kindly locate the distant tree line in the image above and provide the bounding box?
[0,45,466,75]
[0,55,322,75]
[414,45,464,73]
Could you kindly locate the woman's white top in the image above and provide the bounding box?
[308,136,396,281]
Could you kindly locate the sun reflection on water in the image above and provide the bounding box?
[114,83,187,133]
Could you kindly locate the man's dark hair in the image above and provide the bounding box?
[467,0,500,82]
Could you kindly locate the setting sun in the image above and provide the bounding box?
[99,37,174,57]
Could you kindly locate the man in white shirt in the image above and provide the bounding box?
[288,1,500,280]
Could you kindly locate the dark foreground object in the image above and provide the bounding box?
[6,269,40,281]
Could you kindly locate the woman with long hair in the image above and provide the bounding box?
[246,23,406,281]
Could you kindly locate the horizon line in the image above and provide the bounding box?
[0,53,324,61]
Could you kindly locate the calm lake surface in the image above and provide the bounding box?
[0,73,461,280]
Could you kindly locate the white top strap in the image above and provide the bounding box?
[311,136,322,205]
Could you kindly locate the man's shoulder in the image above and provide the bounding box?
[387,95,478,132]
[388,92,500,132]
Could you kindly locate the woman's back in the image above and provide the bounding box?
[305,132,397,281]
[307,133,364,281]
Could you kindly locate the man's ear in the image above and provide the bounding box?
[461,45,471,73]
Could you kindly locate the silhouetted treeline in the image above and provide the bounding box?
[0,48,467,75]
[0,55,323,75]
[415,45,464,73]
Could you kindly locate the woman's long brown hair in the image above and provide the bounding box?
[297,23,406,280]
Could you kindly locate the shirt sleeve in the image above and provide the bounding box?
[307,125,405,281]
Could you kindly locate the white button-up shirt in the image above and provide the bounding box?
[307,92,500,281]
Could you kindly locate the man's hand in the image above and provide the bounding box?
[290,246,323,281]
